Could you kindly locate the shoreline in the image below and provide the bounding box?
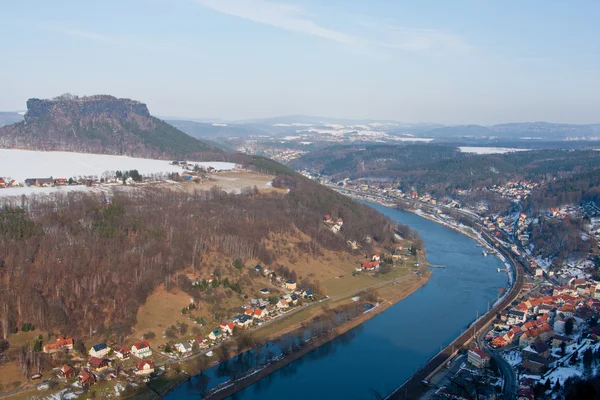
[381,201,522,400]
[202,271,431,399]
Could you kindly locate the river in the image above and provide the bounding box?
[165,204,509,400]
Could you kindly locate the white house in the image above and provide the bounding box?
[208,329,222,341]
[253,308,268,319]
[277,299,290,310]
[88,343,110,358]
[175,342,192,354]
[131,341,152,358]
[220,322,235,334]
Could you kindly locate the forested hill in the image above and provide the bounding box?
[289,144,461,178]
[0,94,218,159]
[0,155,406,339]
[292,145,600,199]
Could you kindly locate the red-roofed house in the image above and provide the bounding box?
[254,308,268,319]
[361,261,380,271]
[114,346,131,359]
[43,336,74,354]
[131,341,152,358]
[78,370,95,388]
[468,348,491,368]
[59,364,75,379]
[87,357,110,371]
[220,322,235,334]
[135,360,155,376]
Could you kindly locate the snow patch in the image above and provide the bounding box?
[0,149,236,183]
[458,147,531,154]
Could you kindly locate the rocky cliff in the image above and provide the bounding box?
[0,94,218,158]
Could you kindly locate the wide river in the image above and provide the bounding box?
[166,204,509,399]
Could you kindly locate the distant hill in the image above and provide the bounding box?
[0,112,24,127]
[490,122,600,139]
[423,122,600,139]
[0,94,219,159]
[167,119,264,139]
[290,143,460,178]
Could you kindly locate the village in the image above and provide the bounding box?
[0,161,230,191]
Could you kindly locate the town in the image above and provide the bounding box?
[316,173,600,400]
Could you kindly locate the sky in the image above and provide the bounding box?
[1,0,599,124]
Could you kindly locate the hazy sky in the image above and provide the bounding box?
[1,0,599,124]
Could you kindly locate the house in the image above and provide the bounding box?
[551,334,575,348]
[113,346,131,359]
[260,288,270,295]
[303,289,313,298]
[323,215,332,223]
[331,224,341,233]
[88,343,110,358]
[43,336,74,354]
[558,304,576,318]
[131,341,152,358]
[59,364,75,379]
[24,177,54,187]
[135,359,155,376]
[254,308,268,319]
[87,356,110,371]
[208,329,222,341]
[507,310,526,325]
[467,348,491,369]
[0,178,5,188]
[78,370,95,388]
[277,299,290,310]
[55,178,68,186]
[237,315,253,328]
[336,218,344,226]
[220,322,235,334]
[522,341,552,374]
[372,254,381,262]
[361,261,379,271]
[285,280,297,290]
[255,265,262,273]
[290,294,299,305]
[519,324,552,347]
[175,342,192,354]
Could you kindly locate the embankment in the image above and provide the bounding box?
[202,272,430,400]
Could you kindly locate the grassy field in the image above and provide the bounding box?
[0,361,25,390]
[321,264,412,296]
[180,171,287,195]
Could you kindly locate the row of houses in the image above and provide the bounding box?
[0,178,19,188]
[88,341,153,359]
[59,357,155,389]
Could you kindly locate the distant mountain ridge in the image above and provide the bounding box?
[0,112,24,127]
[0,94,218,158]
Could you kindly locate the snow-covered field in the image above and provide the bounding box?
[0,149,236,182]
[458,147,531,154]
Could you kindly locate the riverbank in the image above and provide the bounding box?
[156,249,431,399]
[379,206,523,400]
[202,271,431,399]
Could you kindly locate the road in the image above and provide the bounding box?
[383,199,526,400]
[476,324,517,400]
